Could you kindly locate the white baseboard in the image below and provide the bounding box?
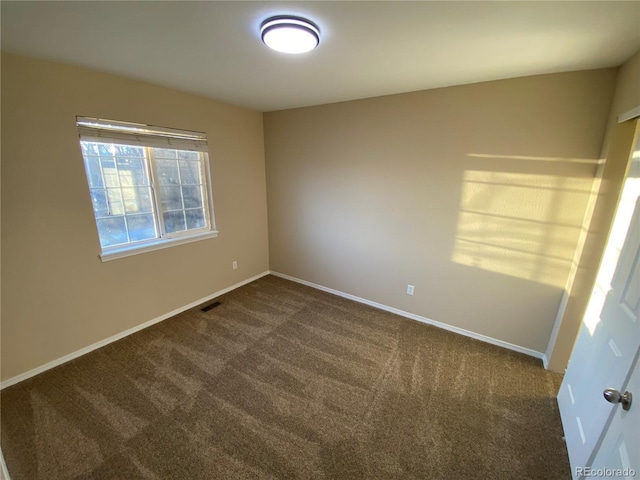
[542,354,550,369]
[2,268,546,390]
[0,271,270,390]
[270,270,546,361]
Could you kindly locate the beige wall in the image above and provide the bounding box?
[546,51,640,372]
[1,53,269,381]
[265,70,617,354]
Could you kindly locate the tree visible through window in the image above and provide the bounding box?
[77,117,216,258]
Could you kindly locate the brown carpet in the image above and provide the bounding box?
[1,275,570,479]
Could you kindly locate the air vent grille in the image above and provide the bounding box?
[201,301,222,312]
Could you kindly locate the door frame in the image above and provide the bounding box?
[545,108,640,373]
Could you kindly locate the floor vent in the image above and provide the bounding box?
[201,301,222,312]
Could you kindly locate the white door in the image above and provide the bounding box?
[590,351,639,479]
[558,193,640,479]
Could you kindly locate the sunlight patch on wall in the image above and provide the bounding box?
[583,154,640,336]
[452,169,592,287]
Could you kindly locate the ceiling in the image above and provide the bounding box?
[2,1,639,112]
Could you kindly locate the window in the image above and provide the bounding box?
[77,117,217,261]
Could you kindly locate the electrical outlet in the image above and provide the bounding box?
[232,261,238,270]
[406,285,414,295]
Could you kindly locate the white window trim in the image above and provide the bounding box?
[99,229,219,262]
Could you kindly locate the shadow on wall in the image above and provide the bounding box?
[452,153,599,289]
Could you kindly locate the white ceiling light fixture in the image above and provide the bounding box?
[261,16,320,54]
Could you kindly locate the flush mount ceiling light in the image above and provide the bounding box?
[261,16,320,54]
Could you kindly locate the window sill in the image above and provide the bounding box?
[99,230,219,262]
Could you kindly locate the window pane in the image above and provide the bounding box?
[179,160,201,185]
[154,148,177,159]
[182,186,203,209]
[81,142,99,156]
[117,157,148,186]
[178,150,199,160]
[122,187,153,214]
[90,189,109,217]
[98,144,114,156]
[156,159,179,186]
[155,150,209,236]
[126,214,157,242]
[101,157,119,188]
[159,186,183,211]
[119,171,134,187]
[84,156,104,188]
[103,171,119,188]
[106,188,125,215]
[163,210,186,234]
[97,217,128,247]
[185,208,206,230]
[115,145,144,157]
